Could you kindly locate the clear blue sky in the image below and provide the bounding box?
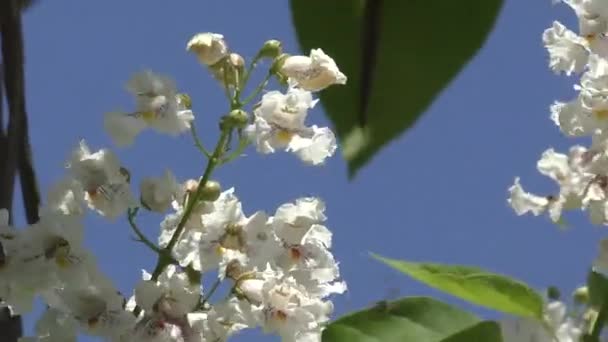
[13,1,600,340]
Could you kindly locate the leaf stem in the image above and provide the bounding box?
[190,123,211,158]
[127,207,163,255]
[242,71,271,106]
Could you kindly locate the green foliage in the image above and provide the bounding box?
[440,321,503,342]
[372,254,544,319]
[290,0,503,177]
[588,269,608,309]
[322,297,480,342]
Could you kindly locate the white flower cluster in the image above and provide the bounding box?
[509,0,608,226]
[3,32,346,342]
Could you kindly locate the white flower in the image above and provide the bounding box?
[271,198,345,298]
[44,276,135,340]
[256,275,332,342]
[44,178,85,218]
[187,299,254,342]
[280,49,346,91]
[134,265,200,320]
[563,0,608,38]
[499,300,582,342]
[543,21,589,75]
[186,32,228,65]
[197,189,278,275]
[104,71,194,146]
[550,99,601,137]
[245,88,336,165]
[67,140,135,218]
[140,170,181,213]
[508,178,552,217]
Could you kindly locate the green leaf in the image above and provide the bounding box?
[372,254,544,319]
[440,321,503,342]
[290,0,503,177]
[588,269,608,309]
[322,296,480,342]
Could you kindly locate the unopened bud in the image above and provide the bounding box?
[200,180,221,202]
[547,286,561,300]
[235,278,264,305]
[223,109,249,129]
[270,53,290,75]
[573,286,589,305]
[177,93,192,109]
[228,53,245,69]
[259,39,282,60]
[186,33,228,66]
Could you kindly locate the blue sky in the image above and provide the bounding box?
[13,0,602,340]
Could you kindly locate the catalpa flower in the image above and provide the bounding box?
[104,71,194,146]
[245,87,337,165]
[280,49,346,92]
[67,140,135,219]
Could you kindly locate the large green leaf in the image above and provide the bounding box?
[588,269,608,309]
[440,321,503,342]
[322,296,480,342]
[290,0,503,177]
[372,254,544,319]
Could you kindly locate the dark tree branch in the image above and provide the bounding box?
[0,0,41,340]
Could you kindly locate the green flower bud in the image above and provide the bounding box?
[177,93,192,109]
[200,180,221,202]
[227,109,249,129]
[573,286,589,305]
[259,39,282,59]
[547,286,561,300]
[270,53,290,75]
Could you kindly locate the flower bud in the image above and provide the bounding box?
[199,180,221,202]
[222,109,249,129]
[279,48,347,91]
[186,33,228,66]
[259,39,282,60]
[209,53,245,90]
[234,276,264,305]
[573,286,589,305]
[547,286,561,300]
[140,171,179,213]
[177,93,192,109]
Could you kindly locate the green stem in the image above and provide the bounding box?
[149,128,232,281]
[190,123,211,158]
[236,53,262,101]
[200,278,222,309]
[220,137,250,165]
[242,72,271,106]
[591,297,608,341]
[127,207,163,255]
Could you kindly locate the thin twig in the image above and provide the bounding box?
[199,278,222,309]
[190,123,211,158]
[127,207,163,255]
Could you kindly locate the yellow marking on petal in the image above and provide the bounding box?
[56,255,71,268]
[276,130,294,144]
[139,111,157,123]
[595,109,608,120]
[216,245,225,256]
